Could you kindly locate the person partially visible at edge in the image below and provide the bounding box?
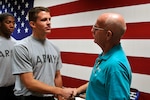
[0,13,17,99]
[73,13,132,100]
[11,6,74,100]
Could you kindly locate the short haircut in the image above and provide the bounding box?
[28,6,50,22]
[0,13,14,22]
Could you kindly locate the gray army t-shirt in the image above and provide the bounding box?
[12,35,62,96]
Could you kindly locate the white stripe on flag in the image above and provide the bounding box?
[51,4,150,28]
[51,39,150,57]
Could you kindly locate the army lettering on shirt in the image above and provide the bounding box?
[36,54,58,65]
[0,50,12,57]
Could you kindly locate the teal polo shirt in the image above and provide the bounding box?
[86,43,132,100]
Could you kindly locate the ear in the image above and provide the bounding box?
[106,30,113,40]
[29,21,35,28]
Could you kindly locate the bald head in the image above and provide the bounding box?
[97,13,127,38]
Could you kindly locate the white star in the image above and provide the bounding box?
[25,27,28,33]
[25,15,28,21]
[8,3,11,7]
[21,10,25,15]
[14,1,17,5]
[15,23,17,28]
[18,5,21,10]
[4,9,7,12]
[2,5,5,9]
[17,17,21,22]
[11,7,14,12]
[22,0,24,3]
[25,2,29,8]
[21,22,25,27]
[14,12,17,17]
[5,0,8,3]
[17,28,21,34]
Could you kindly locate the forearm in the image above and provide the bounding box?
[54,70,63,100]
[77,82,88,94]
[25,78,63,95]
[27,79,74,99]
[20,72,63,95]
[54,73,63,88]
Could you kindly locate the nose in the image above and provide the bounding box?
[10,22,15,28]
[47,20,51,26]
[91,28,94,32]
[91,28,95,35]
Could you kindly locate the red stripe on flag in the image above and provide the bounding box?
[47,26,92,39]
[123,22,150,39]
[49,0,150,16]
[61,52,150,75]
[139,92,150,100]
[47,22,150,39]
[128,56,150,75]
[61,52,97,67]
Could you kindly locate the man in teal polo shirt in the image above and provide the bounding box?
[73,13,132,100]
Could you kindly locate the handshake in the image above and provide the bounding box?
[56,83,88,100]
[58,87,78,100]
[58,87,86,100]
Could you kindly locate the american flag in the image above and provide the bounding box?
[34,0,150,99]
[1,0,150,99]
[0,0,33,40]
